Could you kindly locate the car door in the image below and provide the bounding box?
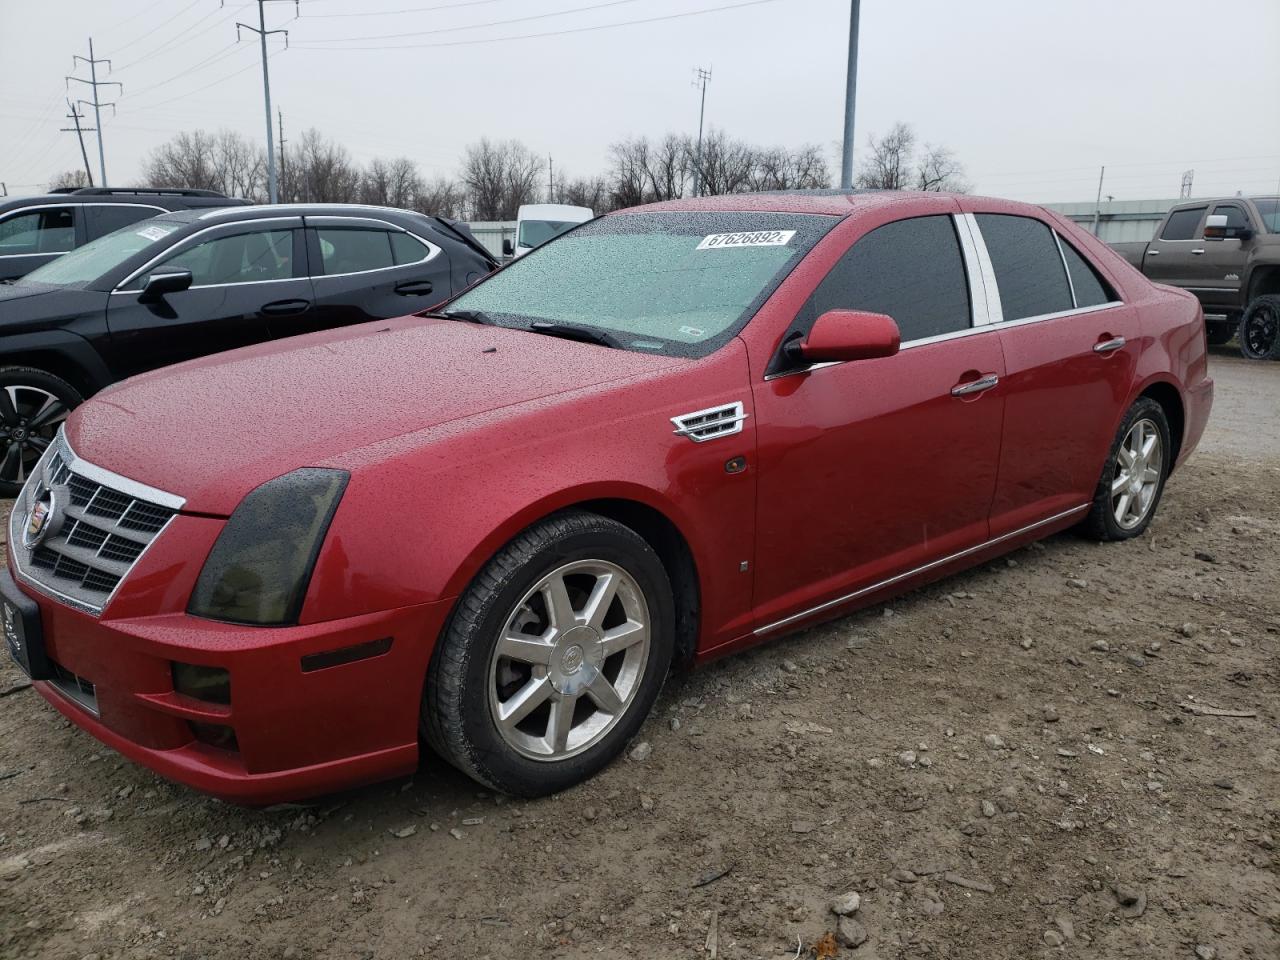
[966,210,1139,537]
[750,212,1006,632]
[1195,202,1252,310]
[288,217,452,338]
[0,205,76,281]
[105,217,312,378]
[1142,204,1206,292]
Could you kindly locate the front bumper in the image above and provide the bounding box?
[6,562,454,805]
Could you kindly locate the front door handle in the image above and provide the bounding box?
[1094,335,1126,354]
[1147,249,1160,256]
[1191,248,1205,255]
[260,298,311,317]
[394,279,434,296]
[951,373,999,397]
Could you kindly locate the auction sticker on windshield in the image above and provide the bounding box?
[136,224,177,242]
[696,230,796,251]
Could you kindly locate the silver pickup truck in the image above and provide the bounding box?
[1112,196,1280,359]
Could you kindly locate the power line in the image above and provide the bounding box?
[303,0,519,17]
[124,42,246,103]
[290,0,783,51]
[110,0,204,53]
[114,3,249,75]
[301,0,650,44]
[124,45,279,116]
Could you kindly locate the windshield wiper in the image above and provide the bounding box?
[431,308,494,325]
[527,321,620,349]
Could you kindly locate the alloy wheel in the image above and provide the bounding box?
[488,559,650,761]
[1241,302,1279,360]
[0,386,69,487]
[1111,417,1163,530]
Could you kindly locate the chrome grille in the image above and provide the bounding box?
[9,430,185,616]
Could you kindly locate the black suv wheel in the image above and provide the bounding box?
[0,367,81,497]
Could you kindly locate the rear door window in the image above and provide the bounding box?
[155,229,295,286]
[803,214,972,342]
[316,228,396,275]
[390,231,431,265]
[976,214,1074,321]
[0,207,75,255]
[86,205,160,241]
[1057,236,1114,308]
[1160,206,1206,241]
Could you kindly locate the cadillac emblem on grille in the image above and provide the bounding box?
[22,489,60,549]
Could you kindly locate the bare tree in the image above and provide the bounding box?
[915,143,971,193]
[553,174,609,211]
[748,144,832,191]
[49,169,90,190]
[607,137,651,209]
[141,129,266,199]
[413,176,466,219]
[646,134,691,201]
[291,128,361,203]
[461,138,543,220]
[361,156,422,208]
[696,129,755,196]
[854,122,916,190]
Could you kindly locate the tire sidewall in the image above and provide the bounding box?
[1239,296,1280,361]
[0,367,83,498]
[439,519,674,796]
[1093,397,1171,541]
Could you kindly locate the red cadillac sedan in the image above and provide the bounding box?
[2,191,1213,802]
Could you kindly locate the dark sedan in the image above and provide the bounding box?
[0,204,497,494]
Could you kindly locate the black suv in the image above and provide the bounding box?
[0,203,497,493]
[0,187,248,283]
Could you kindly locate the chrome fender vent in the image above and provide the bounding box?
[671,401,749,443]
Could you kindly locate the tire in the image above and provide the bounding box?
[1238,295,1280,360]
[0,367,82,498]
[423,510,675,796]
[1081,397,1172,542]
[1204,322,1235,346]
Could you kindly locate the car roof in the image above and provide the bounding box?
[619,189,1045,219]
[0,189,246,213]
[192,203,431,222]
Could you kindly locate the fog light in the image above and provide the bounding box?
[173,663,231,705]
[189,722,239,752]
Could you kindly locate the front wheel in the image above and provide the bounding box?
[422,511,674,796]
[1239,295,1280,360]
[1081,397,1171,541]
[0,367,81,498]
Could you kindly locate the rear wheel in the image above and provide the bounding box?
[1239,295,1280,360]
[0,367,80,498]
[423,511,674,796]
[1081,397,1171,541]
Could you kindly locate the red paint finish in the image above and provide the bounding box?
[13,191,1213,803]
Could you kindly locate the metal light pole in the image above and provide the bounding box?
[236,0,295,203]
[840,0,861,190]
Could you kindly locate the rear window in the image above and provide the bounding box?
[976,214,1073,321]
[1160,207,1205,241]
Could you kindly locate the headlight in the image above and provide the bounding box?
[188,468,349,626]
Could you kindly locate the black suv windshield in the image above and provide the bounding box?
[449,211,837,357]
[20,219,182,286]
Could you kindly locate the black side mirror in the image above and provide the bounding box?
[141,269,193,298]
[502,238,514,257]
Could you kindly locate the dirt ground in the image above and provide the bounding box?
[1,350,1277,960]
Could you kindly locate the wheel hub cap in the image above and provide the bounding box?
[550,626,603,695]
[1111,418,1163,530]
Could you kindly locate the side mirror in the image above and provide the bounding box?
[141,268,193,298]
[787,309,901,364]
[502,238,514,257]
[1204,213,1254,242]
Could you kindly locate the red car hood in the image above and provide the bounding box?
[67,316,686,514]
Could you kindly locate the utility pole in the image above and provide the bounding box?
[236,0,296,203]
[67,39,119,188]
[692,66,712,198]
[548,154,554,202]
[277,108,287,201]
[1091,165,1106,236]
[839,0,861,190]
[59,100,96,187]
[1180,169,1194,199]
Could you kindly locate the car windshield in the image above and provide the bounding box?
[1253,198,1280,233]
[19,219,182,286]
[517,219,580,249]
[450,211,837,357]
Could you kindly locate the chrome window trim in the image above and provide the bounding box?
[113,216,304,291]
[1053,231,1079,308]
[9,429,186,617]
[960,212,1004,325]
[953,213,995,326]
[308,215,443,279]
[753,503,1090,636]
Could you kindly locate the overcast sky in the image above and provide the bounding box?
[2,0,1278,204]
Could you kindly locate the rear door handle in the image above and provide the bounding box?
[1094,336,1126,354]
[394,280,434,296]
[1147,250,1160,255]
[260,298,311,317]
[1191,248,1205,255]
[951,373,999,397]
